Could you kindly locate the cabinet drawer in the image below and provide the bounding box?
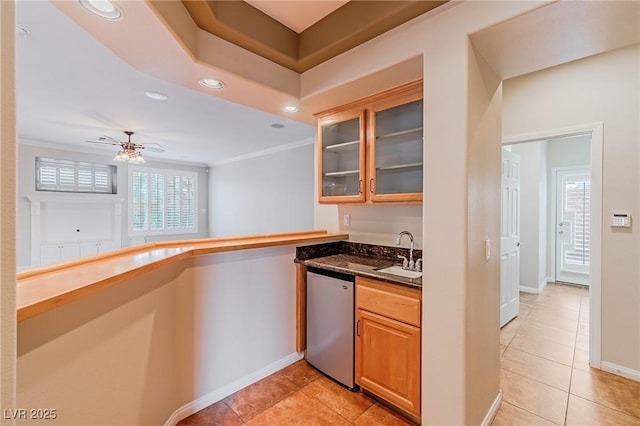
[356,277,421,326]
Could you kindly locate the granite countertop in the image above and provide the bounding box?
[296,242,422,289]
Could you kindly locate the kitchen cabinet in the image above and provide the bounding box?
[316,81,423,204]
[41,241,117,266]
[355,277,422,418]
[40,244,80,265]
[80,241,115,257]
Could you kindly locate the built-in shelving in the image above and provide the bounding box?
[324,170,360,177]
[324,140,360,152]
[376,162,423,173]
[316,80,422,203]
[376,127,423,145]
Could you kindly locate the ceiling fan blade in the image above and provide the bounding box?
[139,145,165,153]
[84,140,121,146]
[98,135,120,143]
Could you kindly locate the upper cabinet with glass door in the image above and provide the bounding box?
[318,109,366,203]
[316,80,423,204]
[368,86,423,202]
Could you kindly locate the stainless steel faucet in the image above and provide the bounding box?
[396,231,417,270]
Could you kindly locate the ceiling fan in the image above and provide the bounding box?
[85,131,164,164]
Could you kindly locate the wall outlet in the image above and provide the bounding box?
[343,214,351,227]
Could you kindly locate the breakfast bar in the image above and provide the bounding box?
[16,230,347,425]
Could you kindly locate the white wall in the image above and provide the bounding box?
[209,143,314,237]
[546,134,591,169]
[504,44,640,372]
[546,135,591,282]
[16,245,300,425]
[510,135,592,293]
[511,141,547,292]
[17,142,209,268]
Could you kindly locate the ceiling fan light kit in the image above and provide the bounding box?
[113,149,145,164]
[85,131,163,164]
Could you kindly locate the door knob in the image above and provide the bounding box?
[558,230,564,235]
[517,242,520,247]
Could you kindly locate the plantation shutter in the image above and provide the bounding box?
[36,158,115,193]
[132,171,148,232]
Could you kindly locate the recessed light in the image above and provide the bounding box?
[145,91,169,101]
[198,78,225,90]
[271,123,285,129]
[79,0,122,20]
[282,105,299,113]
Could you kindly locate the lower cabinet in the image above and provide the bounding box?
[80,241,115,257]
[355,277,422,418]
[40,244,80,265]
[41,241,117,266]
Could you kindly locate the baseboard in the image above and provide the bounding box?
[519,285,539,294]
[481,389,503,426]
[519,278,548,295]
[601,361,640,382]
[164,352,304,426]
[539,278,549,293]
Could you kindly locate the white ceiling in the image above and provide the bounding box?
[243,0,349,33]
[16,1,315,166]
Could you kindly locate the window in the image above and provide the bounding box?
[129,166,197,236]
[36,157,117,194]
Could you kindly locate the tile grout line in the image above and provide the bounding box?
[563,290,582,426]
[502,286,572,425]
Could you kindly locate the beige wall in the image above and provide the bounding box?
[503,44,640,372]
[1,1,18,421]
[336,204,423,249]
[464,45,502,423]
[17,265,180,425]
[307,1,543,423]
[16,245,300,425]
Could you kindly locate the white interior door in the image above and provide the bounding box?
[555,168,591,286]
[500,149,521,327]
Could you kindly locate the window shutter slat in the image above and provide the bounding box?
[36,158,115,194]
[129,167,196,235]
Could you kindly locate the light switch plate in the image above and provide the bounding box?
[485,239,491,261]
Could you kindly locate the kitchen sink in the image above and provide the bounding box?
[375,265,422,279]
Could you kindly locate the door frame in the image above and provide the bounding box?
[503,122,603,369]
[551,165,591,285]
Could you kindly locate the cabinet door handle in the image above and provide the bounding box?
[359,179,363,194]
[356,320,361,336]
[369,178,374,193]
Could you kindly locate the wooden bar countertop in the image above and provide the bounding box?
[16,230,348,322]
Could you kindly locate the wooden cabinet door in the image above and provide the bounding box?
[367,82,423,203]
[356,309,421,417]
[317,109,366,203]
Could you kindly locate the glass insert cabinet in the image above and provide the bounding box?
[316,80,423,204]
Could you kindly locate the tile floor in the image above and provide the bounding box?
[493,282,640,426]
[177,360,413,425]
[179,282,639,425]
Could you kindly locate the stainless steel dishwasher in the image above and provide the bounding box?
[306,267,357,390]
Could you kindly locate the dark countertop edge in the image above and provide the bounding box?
[299,256,422,290]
